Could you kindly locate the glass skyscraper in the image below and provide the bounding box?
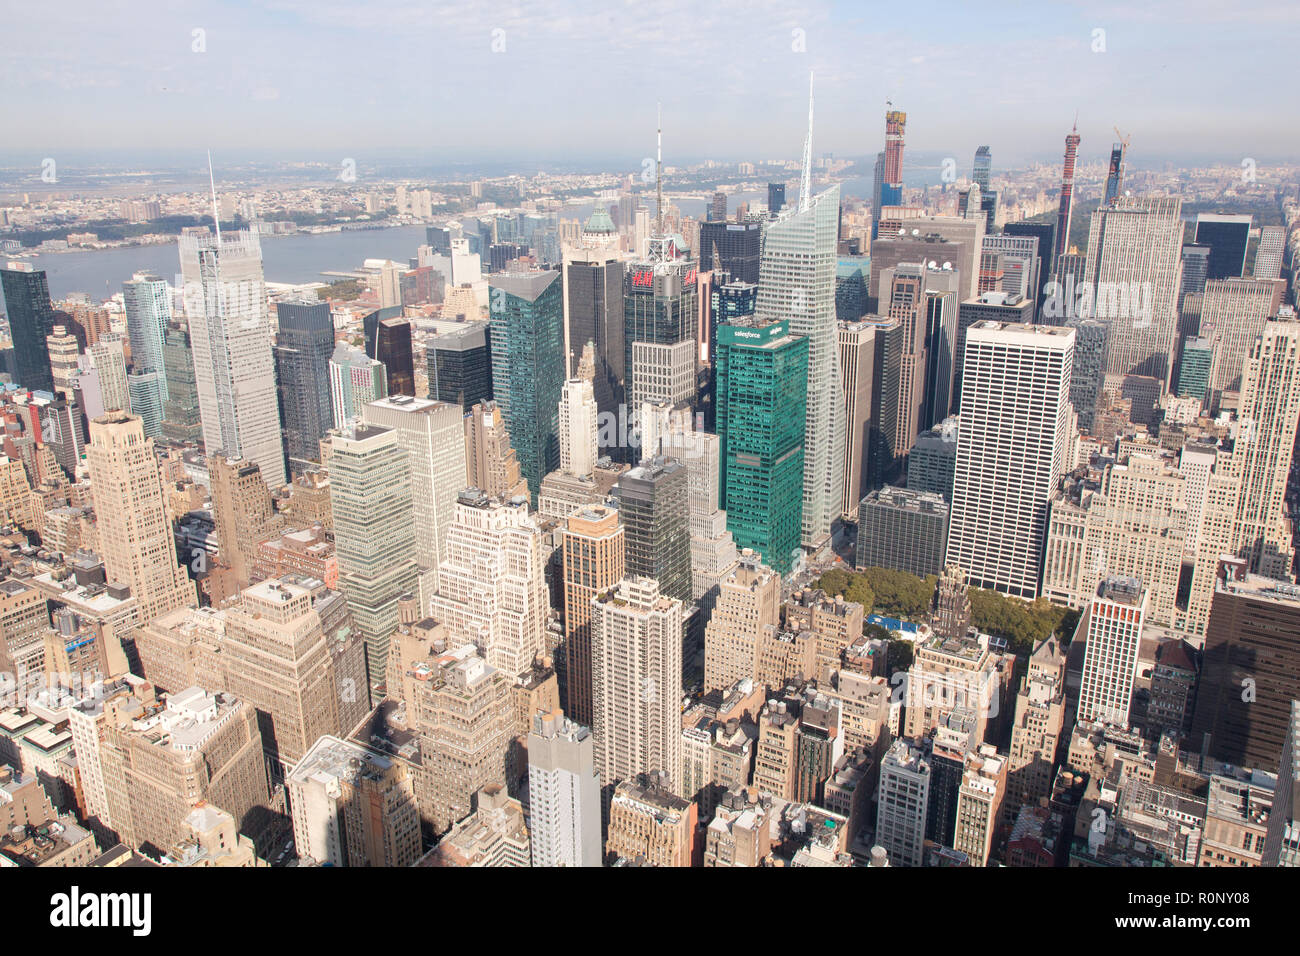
[489,270,565,500]
[161,320,202,444]
[0,264,57,393]
[715,318,808,575]
[122,273,172,435]
[756,184,845,550]
[274,298,335,473]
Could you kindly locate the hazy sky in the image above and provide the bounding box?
[3,0,1297,169]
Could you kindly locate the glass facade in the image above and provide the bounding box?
[716,319,808,575]
[489,271,565,500]
[274,299,335,472]
[0,266,57,393]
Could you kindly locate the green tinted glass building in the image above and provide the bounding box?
[489,270,565,501]
[716,318,808,575]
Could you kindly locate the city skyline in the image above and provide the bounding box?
[2,0,1300,899]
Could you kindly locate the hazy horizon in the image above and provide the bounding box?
[4,0,1297,170]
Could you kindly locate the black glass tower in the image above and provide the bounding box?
[274,299,335,473]
[0,266,57,393]
[698,220,761,285]
[363,307,415,397]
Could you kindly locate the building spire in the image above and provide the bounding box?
[655,103,664,238]
[207,150,222,244]
[799,72,814,211]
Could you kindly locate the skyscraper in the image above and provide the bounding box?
[329,423,419,681]
[1198,278,1283,403]
[617,456,691,603]
[757,174,843,550]
[88,336,130,413]
[561,506,625,725]
[1255,226,1285,281]
[715,318,807,574]
[426,320,493,411]
[709,191,727,222]
[220,578,344,774]
[838,318,887,517]
[1228,318,1300,576]
[946,322,1075,598]
[623,253,698,433]
[179,230,286,488]
[1004,220,1055,311]
[1194,213,1252,280]
[1068,318,1109,434]
[363,309,415,397]
[362,394,466,597]
[768,182,786,216]
[122,273,172,432]
[428,489,548,679]
[209,454,283,590]
[1103,141,1126,206]
[85,412,195,622]
[1081,195,1184,388]
[1190,566,1300,770]
[971,146,991,194]
[489,271,565,499]
[328,343,386,429]
[558,350,599,477]
[562,243,624,418]
[877,739,930,867]
[464,400,530,501]
[162,320,202,444]
[699,220,762,286]
[528,709,603,867]
[591,576,684,792]
[274,298,335,474]
[1077,577,1148,727]
[1055,122,1081,258]
[0,264,57,393]
[870,109,907,241]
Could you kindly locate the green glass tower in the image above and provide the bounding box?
[716,318,808,575]
[1177,335,1213,402]
[489,270,565,501]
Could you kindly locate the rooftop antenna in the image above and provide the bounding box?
[655,103,664,238]
[799,72,814,211]
[207,150,222,243]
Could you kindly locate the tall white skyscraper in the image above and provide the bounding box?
[1077,577,1148,727]
[429,489,549,679]
[362,395,466,598]
[754,77,843,551]
[527,709,602,867]
[1081,195,1183,390]
[179,229,286,488]
[946,322,1075,598]
[558,347,598,477]
[590,576,683,793]
[756,184,844,550]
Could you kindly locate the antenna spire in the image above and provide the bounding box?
[207,150,222,243]
[799,72,814,211]
[655,103,664,238]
